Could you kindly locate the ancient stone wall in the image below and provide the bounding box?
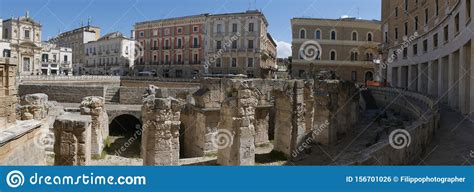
[19,84,105,103]
[80,96,109,156]
[0,121,45,165]
[120,87,199,105]
[19,93,50,120]
[335,87,439,165]
[53,113,92,166]
[141,96,181,165]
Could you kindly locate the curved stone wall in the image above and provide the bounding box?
[337,87,440,165]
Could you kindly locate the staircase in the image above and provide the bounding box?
[105,87,120,104]
[361,89,378,110]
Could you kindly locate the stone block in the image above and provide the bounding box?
[53,113,92,166]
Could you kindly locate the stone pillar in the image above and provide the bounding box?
[0,58,17,130]
[448,53,456,108]
[273,81,306,160]
[53,113,92,166]
[217,80,258,165]
[141,96,181,166]
[80,96,109,157]
[20,93,49,120]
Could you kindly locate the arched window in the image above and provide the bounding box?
[300,29,306,39]
[366,52,374,61]
[330,30,337,40]
[315,30,321,40]
[350,51,359,61]
[330,50,336,60]
[352,31,358,41]
[367,33,373,41]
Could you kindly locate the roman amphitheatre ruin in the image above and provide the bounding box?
[0,67,472,166]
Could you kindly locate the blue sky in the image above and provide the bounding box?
[0,0,381,58]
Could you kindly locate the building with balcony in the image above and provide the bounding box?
[206,10,277,78]
[381,0,474,117]
[40,43,72,75]
[48,24,101,75]
[134,14,207,78]
[84,32,136,76]
[133,10,277,79]
[291,17,381,83]
[2,12,42,76]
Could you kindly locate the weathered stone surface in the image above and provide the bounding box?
[217,80,259,165]
[53,113,92,166]
[80,96,109,156]
[20,93,50,120]
[141,95,181,165]
[273,81,307,160]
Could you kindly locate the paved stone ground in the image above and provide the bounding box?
[420,105,474,165]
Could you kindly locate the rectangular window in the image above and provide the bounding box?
[455,14,460,33]
[177,27,182,34]
[3,49,11,58]
[433,33,438,48]
[423,39,428,52]
[248,23,254,32]
[395,7,399,17]
[216,41,222,49]
[414,16,419,31]
[232,40,237,49]
[425,8,429,24]
[232,23,238,33]
[351,71,357,81]
[231,58,237,67]
[404,22,408,36]
[467,0,472,20]
[217,24,222,33]
[24,30,30,39]
[216,58,221,67]
[193,26,199,32]
[193,37,199,48]
[403,48,408,58]
[247,58,254,67]
[435,0,439,16]
[395,28,399,40]
[413,44,418,55]
[177,38,182,48]
[444,25,449,42]
[248,40,254,49]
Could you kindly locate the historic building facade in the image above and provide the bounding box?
[206,10,277,78]
[291,17,381,83]
[40,43,73,76]
[84,32,136,76]
[133,10,277,78]
[2,12,42,76]
[134,14,207,78]
[48,25,101,75]
[381,0,474,117]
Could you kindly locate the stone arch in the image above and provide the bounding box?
[109,114,142,136]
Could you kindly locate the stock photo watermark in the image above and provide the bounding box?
[389,129,412,150]
[292,120,329,158]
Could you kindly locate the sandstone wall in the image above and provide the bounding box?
[336,87,439,165]
[19,84,105,103]
[0,121,45,165]
[120,87,199,105]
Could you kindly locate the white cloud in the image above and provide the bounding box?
[276,41,292,58]
[341,15,351,18]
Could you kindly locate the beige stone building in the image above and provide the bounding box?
[291,18,381,83]
[84,32,136,76]
[2,12,42,76]
[381,0,474,117]
[134,10,277,78]
[206,10,277,78]
[40,43,73,76]
[48,25,101,75]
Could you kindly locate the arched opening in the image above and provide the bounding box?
[106,114,142,158]
[365,71,374,82]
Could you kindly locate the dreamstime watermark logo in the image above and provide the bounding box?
[6,170,25,188]
[379,32,419,69]
[33,129,54,150]
[211,129,234,150]
[204,32,241,72]
[299,40,322,61]
[389,129,411,149]
[470,150,474,158]
[123,41,144,60]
